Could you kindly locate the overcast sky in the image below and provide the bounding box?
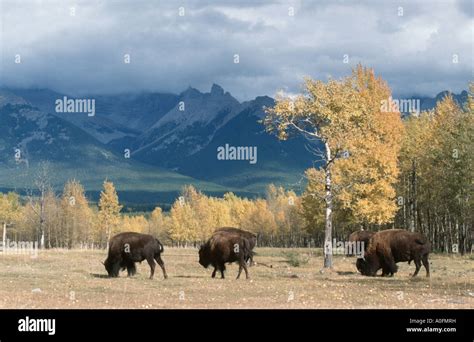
[0,0,472,100]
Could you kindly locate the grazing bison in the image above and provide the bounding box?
[356,229,431,277]
[104,232,168,279]
[347,230,375,256]
[199,231,252,279]
[214,227,257,265]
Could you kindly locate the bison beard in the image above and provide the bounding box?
[356,229,431,277]
[104,232,168,279]
[199,230,252,279]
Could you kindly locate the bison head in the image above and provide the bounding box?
[198,243,211,268]
[356,254,380,276]
[103,258,120,277]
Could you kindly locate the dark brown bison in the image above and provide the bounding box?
[356,229,430,277]
[347,230,375,256]
[214,227,257,265]
[199,230,252,279]
[104,232,168,279]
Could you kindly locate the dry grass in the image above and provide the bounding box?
[0,247,472,309]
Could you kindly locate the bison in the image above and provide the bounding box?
[356,229,431,277]
[214,227,257,265]
[199,230,252,279]
[103,232,168,279]
[347,230,375,256]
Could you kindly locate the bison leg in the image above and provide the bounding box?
[412,258,421,277]
[220,263,226,279]
[245,256,251,267]
[211,268,217,278]
[127,261,137,277]
[112,261,121,277]
[146,257,156,279]
[237,264,242,279]
[237,258,250,280]
[242,262,249,279]
[108,258,121,277]
[154,256,168,279]
[381,266,394,277]
[422,254,430,277]
[379,249,397,276]
[246,253,254,267]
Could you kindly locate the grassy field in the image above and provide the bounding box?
[0,248,472,309]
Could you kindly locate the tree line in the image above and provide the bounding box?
[0,181,307,249]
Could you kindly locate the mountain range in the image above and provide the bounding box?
[0,85,468,207]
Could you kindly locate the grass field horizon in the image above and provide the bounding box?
[0,248,471,309]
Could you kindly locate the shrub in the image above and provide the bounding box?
[282,251,310,267]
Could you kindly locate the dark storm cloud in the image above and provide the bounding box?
[0,0,471,100]
[456,0,474,18]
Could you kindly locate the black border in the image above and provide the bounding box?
[0,309,471,341]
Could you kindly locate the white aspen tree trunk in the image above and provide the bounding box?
[323,142,333,268]
[2,222,6,253]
